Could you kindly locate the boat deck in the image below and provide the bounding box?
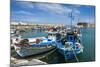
[55,41,64,49]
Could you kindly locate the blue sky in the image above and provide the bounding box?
[11,0,95,25]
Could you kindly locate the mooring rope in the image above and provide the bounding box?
[71,47,79,62]
[40,48,57,59]
[46,48,57,56]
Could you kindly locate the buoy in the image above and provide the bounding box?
[45,45,48,48]
[36,39,41,44]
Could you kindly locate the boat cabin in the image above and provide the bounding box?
[66,31,79,43]
[47,32,62,41]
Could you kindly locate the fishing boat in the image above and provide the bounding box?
[11,29,22,46]
[58,31,83,60]
[13,37,55,57]
[47,30,83,60]
[11,29,16,34]
[55,7,84,60]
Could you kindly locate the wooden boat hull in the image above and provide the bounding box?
[58,47,83,60]
[14,45,55,57]
[56,42,83,60]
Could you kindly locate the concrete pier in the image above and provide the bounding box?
[11,57,47,67]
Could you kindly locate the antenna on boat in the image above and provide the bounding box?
[70,9,73,29]
[69,8,74,31]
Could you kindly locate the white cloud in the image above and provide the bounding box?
[11,13,39,22]
[35,3,72,15]
[74,9,80,14]
[11,1,81,23]
[11,10,34,16]
[18,1,34,8]
[17,2,80,15]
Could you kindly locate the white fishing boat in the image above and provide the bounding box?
[13,37,55,57]
[11,29,16,34]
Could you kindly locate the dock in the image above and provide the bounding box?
[11,57,47,67]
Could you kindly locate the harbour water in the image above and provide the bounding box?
[11,28,95,64]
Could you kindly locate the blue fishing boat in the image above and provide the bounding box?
[54,7,84,60]
[47,30,83,60]
[58,31,83,60]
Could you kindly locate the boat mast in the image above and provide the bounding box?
[70,8,74,30]
[70,9,73,29]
